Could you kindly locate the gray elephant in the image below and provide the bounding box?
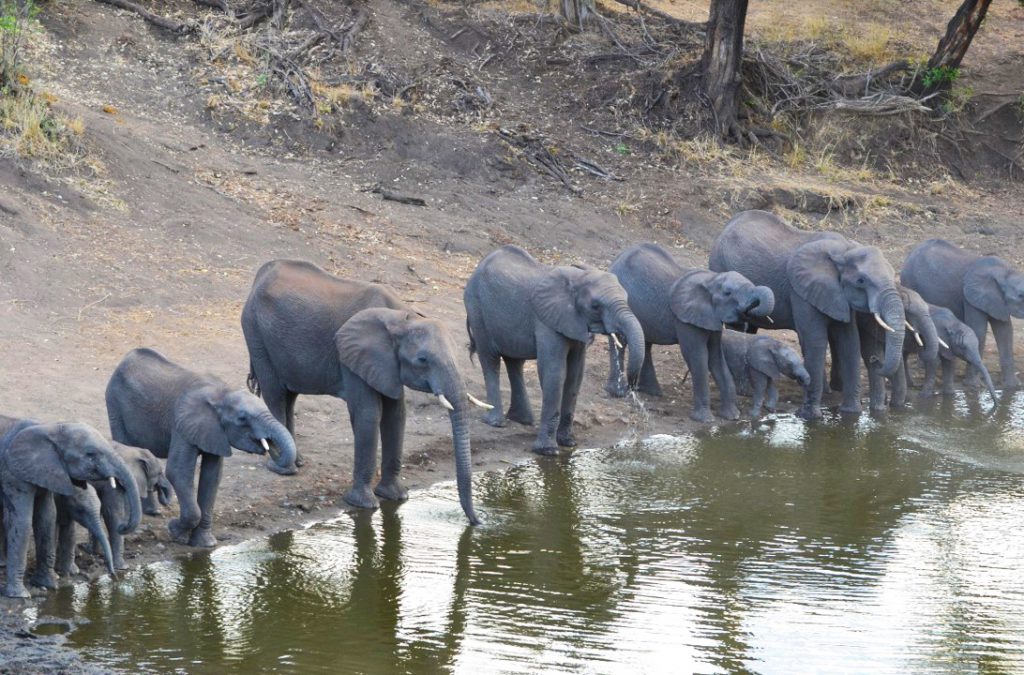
[606,243,775,422]
[464,245,645,454]
[0,417,141,598]
[90,443,172,570]
[242,260,484,524]
[910,304,999,402]
[721,330,811,418]
[105,348,298,548]
[54,483,117,579]
[843,285,941,413]
[710,210,907,419]
[901,238,1024,389]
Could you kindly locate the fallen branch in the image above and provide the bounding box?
[194,0,229,13]
[95,0,192,33]
[825,92,936,116]
[373,188,427,206]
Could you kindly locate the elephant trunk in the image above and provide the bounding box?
[156,475,173,507]
[434,366,478,525]
[82,504,117,577]
[744,286,776,319]
[611,305,645,390]
[918,313,941,391]
[968,354,1000,405]
[262,413,298,476]
[875,288,906,378]
[113,457,142,536]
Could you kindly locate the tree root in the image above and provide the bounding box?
[95,0,192,33]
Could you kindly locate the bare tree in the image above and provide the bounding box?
[559,0,596,31]
[701,0,749,141]
[919,0,993,93]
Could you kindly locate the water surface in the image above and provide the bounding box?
[37,393,1024,673]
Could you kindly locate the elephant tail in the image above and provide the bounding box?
[466,315,477,365]
[246,363,261,397]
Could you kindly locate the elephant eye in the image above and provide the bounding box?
[590,300,601,310]
[857,276,867,285]
[416,354,428,365]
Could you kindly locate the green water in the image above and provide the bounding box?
[36,394,1024,674]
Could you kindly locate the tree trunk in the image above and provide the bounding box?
[920,0,992,93]
[701,0,749,142]
[559,0,596,31]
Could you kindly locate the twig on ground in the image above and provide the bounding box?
[372,188,428,206]
[94,0,192,33]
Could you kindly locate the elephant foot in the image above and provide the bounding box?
[115,557,129,571]
[556,429,577,448]
[142,495,161,517]
[55,562,79,577]
[343,484,380,510]
[266,458,298,476]
[143,506,162,517]
[29,570,57,590]
[168,518,196,545]
[637,383,663,397]
[506,406,535,427]
[1002,375,1020,390]
[964,375,983,389]
[4,583,30,599]
[749,408,764,419]
[374,478,409,502]
[482,409,507,428]
[839,400,862,415]
[917,389,936,400]
[718,405,740,421]
[797,405,822,420]
[690,408,714,423]
[531,440,560,456]
[188,528,217,548]
[604,381,628,398]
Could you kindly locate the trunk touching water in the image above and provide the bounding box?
[617,309,646,390]
[969,355,999,405]
[918,313,941,391]
[83,507,117,576]
[448,402,479,526]
[113,458,142,535]
[876,289,907,378]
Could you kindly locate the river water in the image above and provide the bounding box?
[33,393,1024,674]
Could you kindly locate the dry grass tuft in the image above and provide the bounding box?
[0,88,88,171]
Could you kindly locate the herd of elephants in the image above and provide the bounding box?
[1,208,1022,599]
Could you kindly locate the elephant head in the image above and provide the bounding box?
[788,239,906,376]
[113,443,172,516]
[336,308,480,525]
[6,423,142,535]
[532,266,646,389]
[174,387,298,476]
[899,286,940,383]
[669,269,776,330]
[964,256,1024,321]
[750,336,812,389]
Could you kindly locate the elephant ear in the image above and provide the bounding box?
[5,424,77,496]
[173,387,232,457]
[669,270,720,332]
[787,239,852,323]
[964,258,1010,321]
[336,308,406,399]
[531,268,591,342]
[748,337,782,380]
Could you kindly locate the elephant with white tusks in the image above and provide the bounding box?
[0,417,142,598]
[901,238,1024,390]
[242,259,483,525]
[464,245,646,455]
[105,348,299,548]
[710,210,907,420]
[721,330,810,418]
[607,242,775,422]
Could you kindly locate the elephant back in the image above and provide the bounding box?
[900,240,974,319]
[610,243,685,345]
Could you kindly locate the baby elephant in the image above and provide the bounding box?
[105,348,298,548]
[54,483,117,579]
[911,305,999,403]
[721,331,811,418]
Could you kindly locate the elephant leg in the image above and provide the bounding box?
[792,299,827,419]
[677,325,713,423]
[257,377,305,467]
[941,357,957,395]
[765,379,779,413]
[890,359,908,410]
[188,453,223,548]
[637,342,663,397]
[990,317,1019,389]
[504,357,534,426]
[534,330,570,455]
[963,304,989,387]
[827,332,842,394]
[709,332,739,420]
[830,320,863,416]
[859,328,886,415]
[284,391,305,467]
[54,501,78,577]
[101,497,127,570]
[166,439,201,545]
[478,349,506,428]
[345,385,383,510]
[3,491,33,597]
[375,394,408,502]
[749,370,769,418]
[604,336,627,398]
[556,343,586,448]
[29,491,57,590]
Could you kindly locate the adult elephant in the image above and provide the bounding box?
[242,260,486,525]
[464,245,645,454]
[0,417,141,598]
[105,348,298,547]
[901,238,1024,389]
[709,210,906,419]
[606,243,775,421]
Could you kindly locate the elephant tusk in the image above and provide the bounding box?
[938,337,950,350]
[765,315,774,325]
[437,394,455,411]
[467,393,494,410]
[905,320,918,333]
[610,333,624,350]
[109,477,117,489]
[260,438,270,452]
[874,312,896,333]
[914,332,924,347]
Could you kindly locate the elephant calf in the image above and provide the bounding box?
[465,245,645,453]
[105,348,298,548]
[608,243,774,422]
[910,305,999,402]
[0,417,141,598]
[721,331,810,418]
[55,483,117,579]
